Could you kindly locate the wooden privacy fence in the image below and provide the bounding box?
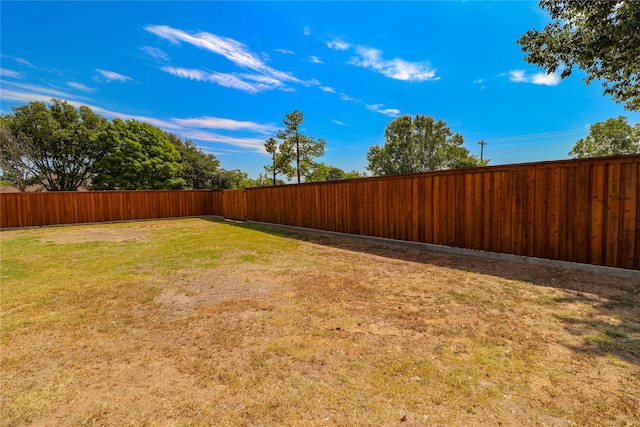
[1,155,638,270]
[240,155,639,270]
[0,190,223,228]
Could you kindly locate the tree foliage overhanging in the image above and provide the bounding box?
[518,1,640,111]
[366,114,484,176]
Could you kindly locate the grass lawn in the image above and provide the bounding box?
[1,217,639,426]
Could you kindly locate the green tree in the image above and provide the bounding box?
[0,121,39,191]
[518,1,640,111]
[167,132,221,189]
[569,116,640,159]
[276,110,326,184]
[305,163,364,182]
[91,119,185,190]
[0,99,107,191]
[264,136,293,186]
[366,114,483,176]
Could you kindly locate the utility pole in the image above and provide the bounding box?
[478,140,487,163]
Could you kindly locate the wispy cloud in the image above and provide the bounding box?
[339,92,361,103]
[96,69,132,82]
[173,116,276,133]
[328,38,437,82]
[181,130,266,152]
[14,57,35,68]
[309,55,323,64]
[161,66,287,93]
[145,24,301,93]
[274,48,294,55]
[67,82,94,92]
[327,39,350,51]
[320,86,336,93]
[366,104,401,117]
[349,46,437,82]
[331,120,347,126]
[303,26,311,36]
[1,80,78,101]
[140,46,170,62]
[509,69,561,86]
[0,68,23,78]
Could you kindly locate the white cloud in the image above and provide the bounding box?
[320,86,336,93]
[309,55,323,64]
[366,104,401,117]
[96,69,132,82]
[509,69,561,86]
[305,78,321,87]
[327,38,437,82]
[145,25,300,88]
[331,120,347,126]
[474,79,484,84]
[349,46,437,82]
[67,82,94,92]
[509,70,527,83]
[182,130,266,152]
[0,88,55,103]
[339,92,361,103]
[1,81,78,101]
[14,57,35,68]
[140,46,170,62]
[327,39,350,51]
[161,66,286,93]
[274,48,294,55]
[0,68,23,78]
[173,116,276,133]
[531,72,561,86]
[303,26,311,36]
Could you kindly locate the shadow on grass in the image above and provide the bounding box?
[202,216,640,366]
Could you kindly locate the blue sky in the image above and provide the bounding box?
[2,1,639,179]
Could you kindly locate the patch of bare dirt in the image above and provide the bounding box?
[155,265,293,320]
[43,226,150,244]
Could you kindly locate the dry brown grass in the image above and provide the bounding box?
[1,217,639,426]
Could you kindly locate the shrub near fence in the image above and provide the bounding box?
[243,155,640,271]
[1,155,638,270]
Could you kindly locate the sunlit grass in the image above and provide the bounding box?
[1,217,638,426]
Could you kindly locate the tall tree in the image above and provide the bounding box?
[366,114,483,176]
[0,99,107,191]
[91,119,185,190]
[167,132,221,189]
[264,136,292,186]
[518,1,640,111]
[276,110,326,184]
[569,116,640,158]
[0,122,39,191]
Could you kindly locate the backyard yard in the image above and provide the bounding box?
[1,217,638,426]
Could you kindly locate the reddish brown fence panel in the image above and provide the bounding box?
[222,190,247,221]
[245,155,639,270]
[0,190,222,228]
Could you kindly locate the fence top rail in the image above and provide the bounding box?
[244,154,640,192]
[0,189,223,196]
